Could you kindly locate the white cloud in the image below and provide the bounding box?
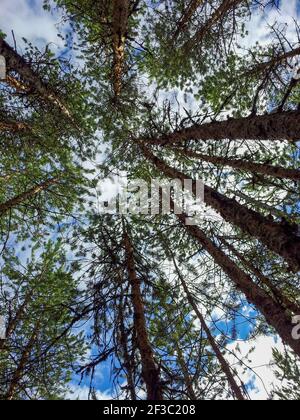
[242,0,299,49]
[227,335,285,400]
[1,0,298,402]
[0,0,64,51]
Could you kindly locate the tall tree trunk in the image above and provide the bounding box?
[146,110,300,145]
[219,238,300,315]
[0,178,58,216]
[174,0,205,39]
[175,212,300,357]
[173,148,300,181]
[123,228,163,400]
[175,265,246,400]
[0,38,73,121]
[112,0,129,96]
[175,343,197,400]
[5,322,40,400]
[182,0,244,52]
[140,145,300,271]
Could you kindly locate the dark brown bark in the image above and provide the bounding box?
[173,148,300,181]
[0,38,73,121]
[173,259,246,400]
[0,120,30,133]
[123,228,163,400]
[140,144,300,271]
[0,178,58,216]
[219,238,300,315]
[182,0,244,52]
[146,110,300,145]
[175,213,300,357]
[112,0,129,96]
[174,0,204,39]
[5,322,40,400]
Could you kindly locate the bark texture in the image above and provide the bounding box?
[176,213,300,357]
[124,229,163,400]
[219,238,300,315]
[0,178,58,216]
[0,38,73,120]
[146,111,300,145]
[112,0,130,96]
[5,322,40,400]
[0,120,30,133]
[140,144,300,271]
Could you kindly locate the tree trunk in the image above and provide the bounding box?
[0,120,30,133]
[123,228,163,400]
[140,145,300,271]
[0,38,73,121]
[175,343,197,400]
[6,75,29,92]
[173,148,300,181]
[174,262,246,400]
[146,110,300,145]
[0,178,58,216]
[219,238,300,315]
[112,0,129,96]
[182,0,244,52]
[5,322,40,400]
[175,212,300,357]
[174,0,204,39]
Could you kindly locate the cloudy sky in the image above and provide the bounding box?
[0,0,299,400]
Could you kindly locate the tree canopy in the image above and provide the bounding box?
[0,0,299,400]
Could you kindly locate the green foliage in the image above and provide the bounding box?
[1,0,299,400]
[0,241,86,400]
[272,349,300,400]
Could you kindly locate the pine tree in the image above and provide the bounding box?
[1,0,299,400]
[0,242,85,400]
